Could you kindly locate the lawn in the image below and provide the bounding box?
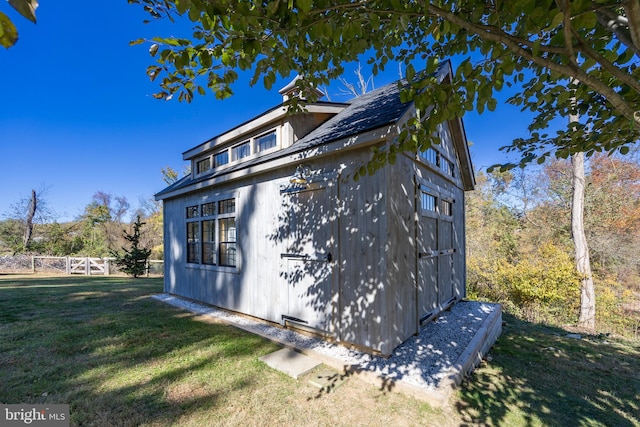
[0,275,638,426]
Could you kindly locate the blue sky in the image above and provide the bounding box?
[0,1,534,223]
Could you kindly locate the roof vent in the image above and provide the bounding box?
[279,75,324,102]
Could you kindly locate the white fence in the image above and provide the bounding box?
[0,255,163,276]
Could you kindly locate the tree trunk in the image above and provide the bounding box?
[23,189,37,251]
[571,152,596,329]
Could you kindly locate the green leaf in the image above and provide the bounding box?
[370,13,380,29]
[532,38,541,57]
[175,0,190,15]
[8,0,38,23]
[405,63,415,81]
[200,50,212,68]
[546,11,564,31]
[487,98,497,111]
[263,72,275,90]
[297,0,312,13]
[572,11,596,30]
[0,12,19,48]
[188,6,200,22]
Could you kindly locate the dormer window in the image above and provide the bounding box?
[256,131,277,152]
[214,151,229,167]
[196,157,211,174]
[193,128,280,176]
[232,141,251,161]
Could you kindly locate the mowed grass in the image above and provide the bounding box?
[0,274,638,427]
[456,314,640,426]
[0,275,448,427]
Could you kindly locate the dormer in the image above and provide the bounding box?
[183,77,348,180]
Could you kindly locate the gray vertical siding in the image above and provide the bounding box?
[162,131,469,356]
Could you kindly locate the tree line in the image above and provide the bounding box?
[467,152,640,338]
[0,190,163,260]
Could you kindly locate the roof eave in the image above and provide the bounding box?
[155,125,395,201]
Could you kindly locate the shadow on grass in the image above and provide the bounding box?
[455,313,640,426]
[0,275,280,426]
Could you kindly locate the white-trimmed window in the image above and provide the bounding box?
[196,157,211,174]
[256,131,277,152]
[232,141,251,161]
[214,151,229,167]
[202,128,279,172]
[186,197,237,268]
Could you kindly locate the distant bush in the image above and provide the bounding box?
[595,276,640,338]
[468,243,581,324]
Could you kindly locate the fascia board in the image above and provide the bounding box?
[182,103,347,160]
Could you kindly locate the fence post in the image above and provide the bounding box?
[31,256,35,273]
[66,257,70,275]
[104,258,110,276]
[85,257,90,275]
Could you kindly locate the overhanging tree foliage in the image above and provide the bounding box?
[131,0,639,169]
[0,0,38,48]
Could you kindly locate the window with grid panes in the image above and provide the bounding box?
[185,198,237,268]
[218,198,236,267]
[186,222,200,263]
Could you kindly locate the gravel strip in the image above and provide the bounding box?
[152,294,497,390]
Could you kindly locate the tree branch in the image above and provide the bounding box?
[425,3,640,130]
[622,0,640,52]
[595,10,640,57]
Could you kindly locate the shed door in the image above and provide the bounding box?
[438,220,454,303]
[417,216,439,316]
[278,180,336,333]
[417,185,456,322]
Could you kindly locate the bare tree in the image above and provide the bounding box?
[337,63,375,97]
[1,187,55,254]
[81,191,131,253]
[23,189,37,251]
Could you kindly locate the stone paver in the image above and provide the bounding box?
[259,348,322,379]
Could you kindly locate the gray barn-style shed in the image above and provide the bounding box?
[156,62,475,356]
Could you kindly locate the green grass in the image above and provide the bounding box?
[455,314,640,426]
[1,274,638,427]
[0,275,285,426]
